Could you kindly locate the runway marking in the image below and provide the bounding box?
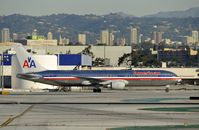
[108,124,199,130]
[122,98,188,103]
[139,107,199,112]
[0,105,33,128]
[0,118,14,128]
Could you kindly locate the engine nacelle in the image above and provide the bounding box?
[82,81,91,85]
[110,81,126,90]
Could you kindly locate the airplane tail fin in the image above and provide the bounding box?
[13,43,46,73]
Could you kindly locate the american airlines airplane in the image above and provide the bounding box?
[14,43,181,92]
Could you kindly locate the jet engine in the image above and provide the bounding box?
[108,81,127,90]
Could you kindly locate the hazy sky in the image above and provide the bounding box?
[1,0,199,16]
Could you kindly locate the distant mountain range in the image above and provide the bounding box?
[0,7,199,43]
[145,7,199,18]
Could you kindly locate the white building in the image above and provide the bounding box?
[100,30,115,46]
[152,31,163,44]
[192,30,198,43]
[63,38,70,45]
[109,32,114,46]
[100,30,109,45]
[27,40,58,46]
[130,27,138,45]
[1,28,10,43]
[78,34,86,45]
[119,37,126,46]
[47,32,53,40]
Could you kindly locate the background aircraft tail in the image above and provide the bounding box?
[13,43,47,73]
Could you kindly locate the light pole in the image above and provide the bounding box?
[0,54,1,90]
[104,45,106,66]
[0,53,4,91]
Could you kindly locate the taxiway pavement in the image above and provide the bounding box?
[0,86,199,130]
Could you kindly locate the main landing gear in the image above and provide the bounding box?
[93,88,101,93]
[165,85,170,93]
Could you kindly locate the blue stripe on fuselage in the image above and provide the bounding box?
[34,70,177,78]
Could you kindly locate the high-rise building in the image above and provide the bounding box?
[1,28,10,43]
[63,38,70,45]
[139,34,144,44]
[78,34,86,45]
[152,31,157,44]
[47,32,53,40]
[183,36,193,44]
[59,34,63,45]
[130,27,138,45]
[109,32,114,46]
[119,37,126,46]
[157,32,163,44]
[100,30,115,46]
[192,30,198,43]
[13,33,18,41]
[100,30,109,45]
[152,31,163,44]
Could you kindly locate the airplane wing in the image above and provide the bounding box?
[75,76,117,86]
[75,76,108,85]
[75,76,128,90]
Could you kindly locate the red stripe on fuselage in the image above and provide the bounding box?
[43,77,180,81]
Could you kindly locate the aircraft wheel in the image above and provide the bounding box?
[165,85,170,93]
[93,88,101,93]
[97,88,101,93]
[93,88,97,93]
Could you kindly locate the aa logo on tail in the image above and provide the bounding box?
[23,57,36,68]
